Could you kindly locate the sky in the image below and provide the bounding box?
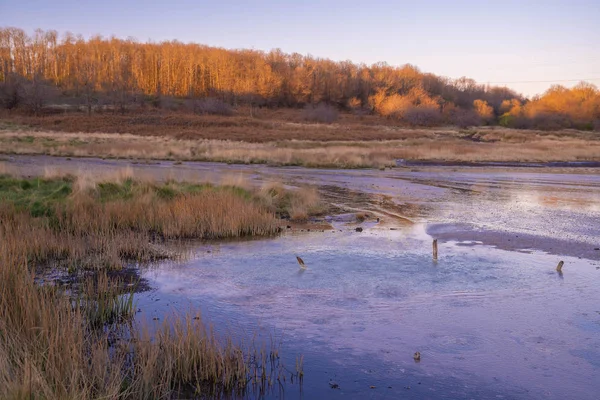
[1,0,599,97]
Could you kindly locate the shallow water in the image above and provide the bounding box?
[136,224,600,399]
[6,155,600,398]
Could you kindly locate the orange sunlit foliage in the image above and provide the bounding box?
[473,99,494,123]
[497,84,600,129]
[0,28,519,108]
[525,84,600,125]
[0,27,598,129]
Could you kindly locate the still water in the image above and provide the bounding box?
[137,223,600,399]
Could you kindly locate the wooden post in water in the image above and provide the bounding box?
[432,239,438,261]
[556,260,564,273]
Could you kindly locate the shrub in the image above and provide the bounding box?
[19,77,60,115]
[347,97,362,110]
[530,113,571,130]
[402,105,442,126]
[302,103,339,123]
[187,97,233,116]
[498,114,513,127]
[0,75,23,110]
[499,113,532,129]
[153,96,180,111]
[450,109,481,128]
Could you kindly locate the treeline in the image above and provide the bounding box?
[0,27,599,130]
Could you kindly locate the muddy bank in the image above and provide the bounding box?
[428,223,600,261]
[397,159,600,168]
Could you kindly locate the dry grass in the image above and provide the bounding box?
[0,176,279,271]
[130,314,287,398]
[1,115,599,167]
[0,250,288,398]
[0,251,122,399]
[0,109,428,142]
[0,171,304,398]
[355,212,370,222]
[258,182,324,221]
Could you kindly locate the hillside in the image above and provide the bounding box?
[1,28,599,131]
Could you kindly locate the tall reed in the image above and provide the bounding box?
[0,173,301,399]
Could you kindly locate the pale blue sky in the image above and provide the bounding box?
[1,0,599,97]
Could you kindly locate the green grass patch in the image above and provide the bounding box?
[0,175,260,218]
[0,175,73,216]
[96,179,136,202]
[0,121,32,131]
[94,179,255,206]
[68,138,89,146]
[220,185,253,200]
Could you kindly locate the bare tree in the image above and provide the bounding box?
[0,73,23,109]
[449,109,482,128]
[19,75,58,115]
[77,54,98,116]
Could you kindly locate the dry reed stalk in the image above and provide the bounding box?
[0,173,303,398]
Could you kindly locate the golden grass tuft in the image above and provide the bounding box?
[258,182,323,221]
[355,212,369,222]
[43,166,64,179]
[0,172,304,398]
[219,172,253,190]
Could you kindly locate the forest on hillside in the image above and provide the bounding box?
[1,28,599,130]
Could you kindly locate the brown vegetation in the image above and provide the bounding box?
[258,182,323,221]
[0,172,306,398]
[302,103,339,123]
[1,120,599,168]
[0,176,279,270]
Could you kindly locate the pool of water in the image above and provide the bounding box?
[136,224,600,399]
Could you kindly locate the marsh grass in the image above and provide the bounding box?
[79,271,137,328]
[128,315,291,398]
[258,182,324,221]
[0,173,280,270]
[0,175,72,216]
[0,172,307,398]
[1,112,599,167]
[0,251,294,398]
